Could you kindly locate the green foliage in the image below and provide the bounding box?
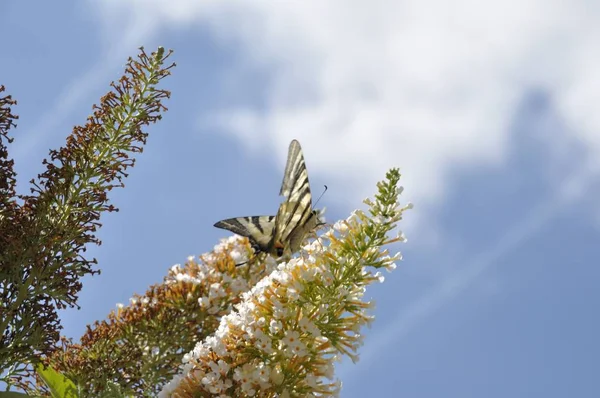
[36,364,78,398]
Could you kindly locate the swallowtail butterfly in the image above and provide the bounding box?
[214,139,323,261]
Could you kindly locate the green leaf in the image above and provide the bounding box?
[35,364,78,398]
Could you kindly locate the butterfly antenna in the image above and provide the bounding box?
[314,185,328,207]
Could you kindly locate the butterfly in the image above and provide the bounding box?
[214,139,323,262]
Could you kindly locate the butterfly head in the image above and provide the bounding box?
[314,207,326,227]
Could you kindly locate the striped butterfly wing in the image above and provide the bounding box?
[213,216,276,254]
[272,139,321,257]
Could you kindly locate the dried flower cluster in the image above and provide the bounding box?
[1,47,173,388]
[160,169,411,397]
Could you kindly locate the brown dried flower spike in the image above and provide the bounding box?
[1,47,173,388]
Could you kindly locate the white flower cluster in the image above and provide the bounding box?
[159,241,350,397]
[163,235,275,316]
[166,235,249,285]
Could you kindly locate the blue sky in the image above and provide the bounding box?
[3,1,600,396]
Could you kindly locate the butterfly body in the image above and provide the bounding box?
[214,140,322,261]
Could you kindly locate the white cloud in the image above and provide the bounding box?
[93,0,600,218]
